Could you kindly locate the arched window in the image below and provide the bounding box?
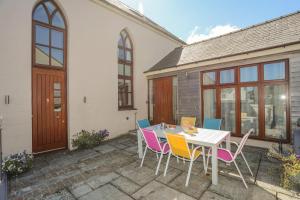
[32,0,66,68]
[118,30,133,109]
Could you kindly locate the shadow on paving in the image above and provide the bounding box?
[7,134,300,200]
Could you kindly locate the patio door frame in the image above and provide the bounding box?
[201,59,290,143]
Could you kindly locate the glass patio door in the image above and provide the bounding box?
[220,87,236,133]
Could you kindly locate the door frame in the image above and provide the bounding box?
[31,1,68,153]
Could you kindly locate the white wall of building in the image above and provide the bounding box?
[0,0,181,155]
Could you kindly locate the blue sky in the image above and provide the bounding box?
[119,0,300,44]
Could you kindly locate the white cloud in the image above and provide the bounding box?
[138,1,144,15]
[186,24,240,44]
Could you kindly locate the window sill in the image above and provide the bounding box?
[118,108,138,111]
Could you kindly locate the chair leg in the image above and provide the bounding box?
[140,147,148,167]
[164,152,171,176]
[233,160,248,189]
[241,152,253,177]
[155,152,164,175]
[185,160,194,187]
[177,157,179,163]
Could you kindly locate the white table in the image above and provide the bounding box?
[137,125,231,185]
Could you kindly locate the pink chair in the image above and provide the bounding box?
[205,129,254,188]
[140,128,170,175]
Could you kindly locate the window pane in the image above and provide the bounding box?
[264,85,287,139]
[125,38,131,49]
[51,48,63,67]
[52,11,65,28]
[118,37,124,47]
[53,82,61,112]
[125,65,131,76]
[125,80,132,92]
[203,72,216,85]
[118,48,125,60]
[45,1,55,15]
[118,64,124,75]
[35,25,49,45]
[240,66,257,82]
[126,50,132,61]
[33,5,49,24]
[203,89,216,119]
[241,87,259,136]
[221,88,236,132]
[35,45,49,65]
[264,62,285,80]
[220,69,235,84]
[51,30,63,48]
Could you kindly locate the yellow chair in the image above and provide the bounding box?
[181,117,196,128]
[164,133,206,186]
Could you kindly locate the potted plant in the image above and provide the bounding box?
[72,129,110,150]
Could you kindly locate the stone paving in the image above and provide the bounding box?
[8,134,300,200]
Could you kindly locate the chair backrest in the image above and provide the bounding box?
[234,129,254,158]
[203,118,222,130]
[165,133,191,159]
[140,128,162,152]
[137,119,151,129]
[181,117,196,127]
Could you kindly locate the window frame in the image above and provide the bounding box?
[201,59,290,143]
[32,0,67,71]
[118,30,134,110]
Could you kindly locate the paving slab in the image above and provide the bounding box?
[94,144,117,154]
[156,167,183,184]
[79,184,133,200]
[111,176,141,195]
[199,191,231,200]
[117,162,157,186]
[247,185,276,200]
[86,172,119,189]
[69,182,92,198]
[44,189,76,200]
[168,171,211,199]
[132,181,196,200]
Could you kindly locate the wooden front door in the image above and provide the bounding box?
[32,68,67,153]
[153,77,174,124]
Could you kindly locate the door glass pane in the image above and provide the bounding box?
[203,72,216,85]
[118,64,124,75]
[221,88,236,132]
[53,82,61,112]
[203,89,216,119]
[33,5,49,24]
[264,85,287,139]
[240,66,258,82]
[241,87,259,136]
[125,65,131,76]
[51,48,63,67]
[35,25,49,45]
[220,69,235,84]
[264,62,285,80]
[51,30,64,48]
[52,12,65,29]
[35,45,49,65]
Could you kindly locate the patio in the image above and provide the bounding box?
[9,134,299,200]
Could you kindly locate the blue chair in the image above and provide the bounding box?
[137,119,151,129]
[203,118,222,130]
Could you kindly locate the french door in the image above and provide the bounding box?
[201,60,289,142]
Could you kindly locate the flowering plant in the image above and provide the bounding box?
[72,129,110,149]
[1,151,33,177]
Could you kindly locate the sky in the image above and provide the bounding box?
[118,0,300,44]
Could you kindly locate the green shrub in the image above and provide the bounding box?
[1,151,33,178]
[281,154,300,190]
[72,129,109,150]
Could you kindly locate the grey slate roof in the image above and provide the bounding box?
[97,0,185,44]
[147,11,300,73]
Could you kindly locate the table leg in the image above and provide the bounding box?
[137,130,143,158]
[211,145,218,185]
